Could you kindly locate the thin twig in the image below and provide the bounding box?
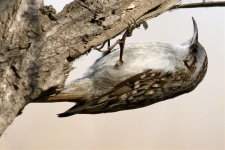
[171,1,225,9]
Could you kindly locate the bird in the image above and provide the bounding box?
[56,17,208,117]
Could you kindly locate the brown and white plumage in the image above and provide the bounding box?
[57,18,208,117]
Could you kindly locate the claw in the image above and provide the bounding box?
[94,40,111,55]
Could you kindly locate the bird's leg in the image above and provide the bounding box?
[94,34,127,58]
[114,27,134,67]
[94,40,111,54]
[95,20,148,67]
[94,40,107,51]
[115,21,148,66]
[95,39,120,55]
[115,39,125,66]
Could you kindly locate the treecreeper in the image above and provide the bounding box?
[55,18,208,117]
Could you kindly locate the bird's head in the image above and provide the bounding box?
[175,17,207,87]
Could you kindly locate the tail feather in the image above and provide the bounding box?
[57,100,109,117]
[57,112,76,117]
[57,103,81,117]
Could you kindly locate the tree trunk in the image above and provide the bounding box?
[0,0,180,136]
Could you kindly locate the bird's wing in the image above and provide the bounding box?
[57,69,184,117]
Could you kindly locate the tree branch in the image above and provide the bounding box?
[34,0,181,103]
[27,0,225,105]
[0,0,180,137]
[2,0,224,137]
[34,0,225,104]
[172,1,225,9]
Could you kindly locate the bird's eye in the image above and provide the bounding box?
[191,46,198,54]
[192,48,198,54]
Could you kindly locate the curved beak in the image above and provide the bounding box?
[191,17,198,45]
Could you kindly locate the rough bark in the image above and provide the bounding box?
[0,0,180,136]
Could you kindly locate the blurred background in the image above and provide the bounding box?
[0,0,224,150]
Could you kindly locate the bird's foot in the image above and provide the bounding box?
[140,21,148,30]
[114,60,124,68]
[94,40,112,55]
